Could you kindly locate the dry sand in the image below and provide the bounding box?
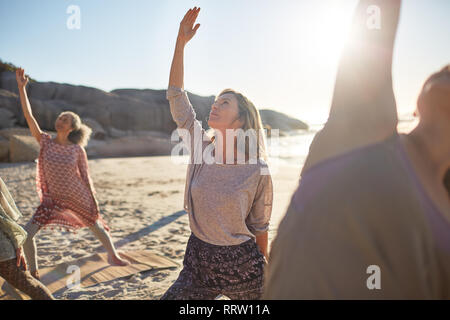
[0,155,301,300]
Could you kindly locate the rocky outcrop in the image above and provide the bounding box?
[0,65,309,162]
[9,135,40,163]
[86,134,174,159]
[259,109,308,132]
[0,70,308,134]
[0,127,33,140]
[83,118,106,140]
[0,128,39,162]
[0,126,174,162]
[0,128,37,162]
[0,137,8,161]
[0,108,16,129]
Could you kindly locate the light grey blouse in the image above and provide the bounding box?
[167,86,273,246]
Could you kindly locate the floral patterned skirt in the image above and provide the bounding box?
[161,233,266,300]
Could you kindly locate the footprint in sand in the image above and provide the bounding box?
[148,271,168,283]
[168,228,184,235]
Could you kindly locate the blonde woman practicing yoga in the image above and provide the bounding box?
[161,7,273,300]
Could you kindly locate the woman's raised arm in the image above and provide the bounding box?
[169,7,200,89]
[302,0,401,174]
[167,7,208,160]
[15,68,42,143]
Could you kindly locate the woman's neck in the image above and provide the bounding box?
[54,132,71,145]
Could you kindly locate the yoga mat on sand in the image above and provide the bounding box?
[0,250,178,299]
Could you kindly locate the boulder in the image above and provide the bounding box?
[0,108,16,129]
[0,69,310,142]
[86,135,173,158]
[26,98,72,131]
[108,127,129,139]
[133,130,171,139]
[0,137,8,161]
[9,135,40,163]
[106,128,171,140]
[260,109,309,132]
[83,118,106,140]
[0,127,32,139]
[0,89,19,117]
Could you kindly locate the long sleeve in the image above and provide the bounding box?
[246,174,273,236]
[0,178,27,250]
[167,86,207,162]
[0,214,27,250]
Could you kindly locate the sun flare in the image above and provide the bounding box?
[302,2,354,66]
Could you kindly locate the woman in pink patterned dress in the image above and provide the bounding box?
[15,68,129,280]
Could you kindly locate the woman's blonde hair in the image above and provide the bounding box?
[59,111,92,147]
[217,89,268,162]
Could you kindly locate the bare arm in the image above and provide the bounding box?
[15,68,42,143]
[302,0,401,174]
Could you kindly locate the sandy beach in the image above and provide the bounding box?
[0,155,300,300]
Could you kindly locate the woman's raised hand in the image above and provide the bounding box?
[178,7,201,44]
[15,68,29,89]
[15,67,43,142]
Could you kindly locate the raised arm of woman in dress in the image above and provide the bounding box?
[15,68,43,143]
[302,0,401,174]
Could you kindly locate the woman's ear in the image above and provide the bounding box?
[233,116,245,129]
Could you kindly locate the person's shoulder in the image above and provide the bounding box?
[74,143,86,154]
[253,159,272,179]
[302,122,399,176]
[38,132,52,147]
[40,132,52,140]
[255,158,270,169]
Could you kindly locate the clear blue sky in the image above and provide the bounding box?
[1,0,449,124]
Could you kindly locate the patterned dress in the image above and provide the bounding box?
[31,133,109,232]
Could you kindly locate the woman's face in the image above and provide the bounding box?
[55,113,74,134]
[208,93,244,130]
